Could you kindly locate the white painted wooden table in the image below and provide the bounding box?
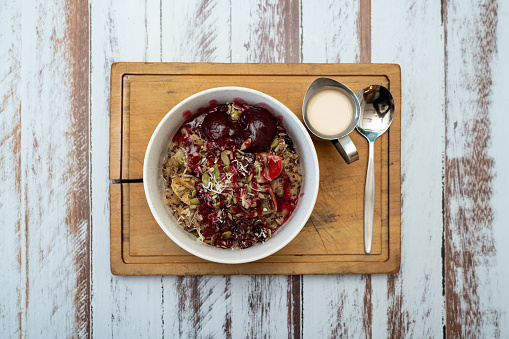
[1,0,508,337]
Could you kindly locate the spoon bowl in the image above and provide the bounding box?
[356,85,395,253]
[357,85,395,142]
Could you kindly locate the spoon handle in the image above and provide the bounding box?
[364,140,375,253]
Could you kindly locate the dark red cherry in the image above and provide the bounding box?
[202,111,233,143]
[238,107,277,153]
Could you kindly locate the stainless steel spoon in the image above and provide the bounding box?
[356,85,395,254]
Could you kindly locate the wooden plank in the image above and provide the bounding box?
[486,1,509,336]
[444,0,509,337]
[301,1,374,337]
[302,0,361,63]
[358,0,371,64]
[65,2,91,336]
[164,275,232,338]
[159,1,232,338]
[230,2,300,338]
[0,1,23,337]
[231,0,299,63]
[371,0,444,337]
[18,0,90,337]
[90,0,163,338]
[161,0,231,62]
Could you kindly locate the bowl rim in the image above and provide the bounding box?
[143,86,319,264]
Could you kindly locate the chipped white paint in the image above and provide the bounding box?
[22,0,88,335]
[161,0,231,62]
[370,1,445,337]
[302,0,361,63]
[444,0,509,337]
[229,276,292,338]
[0,0,90,337]
[163,276,232,338]
[489,0,509,337]
[231,0,300,63]
[160,2,233,338]
[90,0,162,337]
[0,1,23,338]
[230,1,301,337]
[301,1,371,337]
[302,275,371,338]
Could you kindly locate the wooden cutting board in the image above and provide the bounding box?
[109,62,401,275]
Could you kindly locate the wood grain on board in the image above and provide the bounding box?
[109,62,401,275]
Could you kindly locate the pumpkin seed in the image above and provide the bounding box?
[213,164,220,180]
[221,151,230,165]
[191,188,196,197]
[271,137,280,148]
[240,138,251,151]
[222,231,232,239]
[231,110,241,120]
[254,220,263,227]
[190,198,200,205]
[202,172,210,187]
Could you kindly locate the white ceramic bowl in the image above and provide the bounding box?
[143,87,319,264]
